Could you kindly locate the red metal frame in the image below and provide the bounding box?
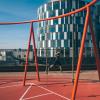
[23,22,40,86]
[31,23,40,82]
[0,0,99,100]
[89,16,100,80]
[71,7,90,100]
[71,6,100,100]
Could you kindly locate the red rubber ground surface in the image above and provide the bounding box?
[0,71,100,100]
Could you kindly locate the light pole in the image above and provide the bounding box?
[45,25,49,74]
[72,32,75,83]
[72,14,75,84]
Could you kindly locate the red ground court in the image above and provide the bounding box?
[0,71,100,100]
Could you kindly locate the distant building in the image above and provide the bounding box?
[0,50,6,61]
[0,48,33,64]
[13,49,33,61]
[37,0,94,59]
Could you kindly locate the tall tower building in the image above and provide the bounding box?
[37,0,95,65]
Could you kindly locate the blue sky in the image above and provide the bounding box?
[0,0,99,49]
[0,0,49,49]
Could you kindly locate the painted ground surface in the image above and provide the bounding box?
[0,70,100,100]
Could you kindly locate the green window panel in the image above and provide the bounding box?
[42,35,45,40]
[61,18,64,24]
[57,40,61,47]
[53,1,59,10]
[49,10,55,17]
[49,25,55,32]
[61,1,65,9]
[58,25,62,32]
[64,8,69,14]
[58,9,62,15]
[53,19,58,25]
[64,25,67,32]
[47,2,52,11]
[78,24,83,32]
[64,40,68,48]
[65,17,68,24]
[60,33,64,40]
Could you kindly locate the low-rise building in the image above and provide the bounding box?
[0,50,6,61]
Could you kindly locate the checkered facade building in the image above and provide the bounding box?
[37,0,95,58]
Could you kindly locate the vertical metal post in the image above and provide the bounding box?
[72,14,75,83]
[23,24,32,86]
[72,31,75,83]
[71,7,90,100]
[45,25,49,74]
[45,32,48,74]
[46,51,48,74]
[31,22,40,81]
[89,15,100,80]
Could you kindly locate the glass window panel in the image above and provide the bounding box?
[47,33,50,39]
[43,41,45,48]
[64,9,69,14]
[44,4,47,12]
[49,25,55,32]
[65,1,67,8]
[60,33,64,39]
[61,40,64,47]
[49,10,55,17]
[64,25,67,32]
[65,17,68,24]
[50,33,53,40]
[56,25,58,32]
[61,18,64,24]
[53,1,59,10]
[68,40,70,47]
[61,1,65,9]
[53,32,56,40]
[70,24,72,32]
[48,40,51,47]
[53,19,58,25]
[41,49,44,57]
[64,40,68,48]
[64,32,67,39]
[67,32,70,39]
[51,20,53,25]
[57,40,61,47]
[58,25,62,32]
[47,2,52,11]
[78,24,83,32]
[52,40,56,48]
[58,18,61,24]
[58,9,62,15]
[55,9,58,16]
[42,35,45,40]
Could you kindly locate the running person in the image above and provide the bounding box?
[49,48,62,72]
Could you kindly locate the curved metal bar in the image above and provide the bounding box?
[0,0,97,25]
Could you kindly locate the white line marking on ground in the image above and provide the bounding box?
[0,81,22,85]
[32,83,71,100]
[0,84,22,89]
[19,83,33,100]
[23,93,53,100]
[0,82,7,84]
